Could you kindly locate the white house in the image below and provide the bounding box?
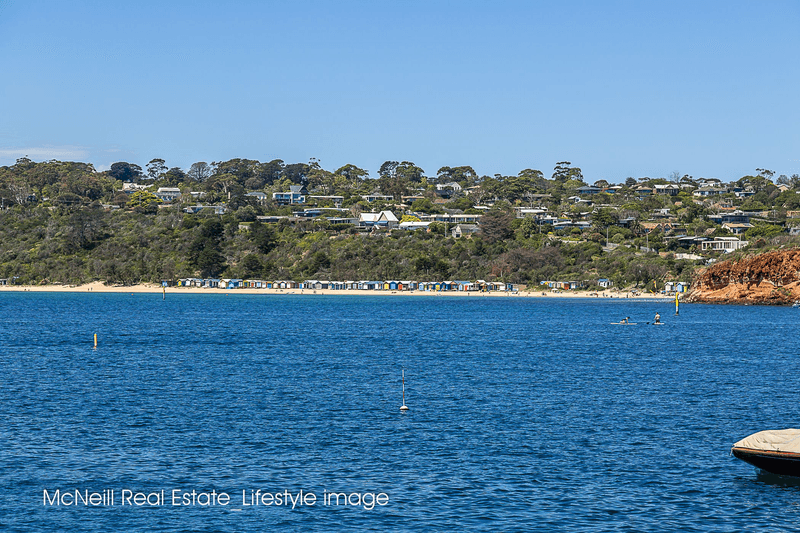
[183,205,227,215]
[436,181,462,191]
[417,213,482,224]
[700,237,748,252]
[721,222,753,235]
[361,194,394,203]
[121,182,148,193]
[398,221,431,231]
[154,187,182,202]
[246,191,269,204]
[359,211,399,228]
[693,186,725,197]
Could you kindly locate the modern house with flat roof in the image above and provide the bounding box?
[308,195,344,207]
[654,184,680,196]
[154,187,182,202]
[362,194,394,202]
[700,237,748,252]
[273,185,307,205]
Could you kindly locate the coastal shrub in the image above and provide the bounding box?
[429,222,446,235]
[236,205,257,222]
[745,224,784,241]
[328,223,353,232]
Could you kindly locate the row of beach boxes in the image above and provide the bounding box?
[173,279,516,292]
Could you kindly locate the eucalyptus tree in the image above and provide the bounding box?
[334,164,369,190]
[108,162,143,183]
[162,167,187,187]
[187,162,213,182]
[146,158,167,181]
[552,161,583,183]
[436,165,477,185]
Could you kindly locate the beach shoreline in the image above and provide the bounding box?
[0,282,675,300]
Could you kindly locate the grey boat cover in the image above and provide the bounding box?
[733,429,800,453]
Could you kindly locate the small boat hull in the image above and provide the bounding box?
[732,447,800,477]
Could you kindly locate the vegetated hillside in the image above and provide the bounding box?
[0,205,697,288]
[689,248,800,305]
[5,157,797,288]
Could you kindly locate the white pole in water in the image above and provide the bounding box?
[400,369,409,411]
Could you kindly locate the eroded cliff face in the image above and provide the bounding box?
[689,249,800,305]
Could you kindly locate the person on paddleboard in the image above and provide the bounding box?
[654,312,661,324]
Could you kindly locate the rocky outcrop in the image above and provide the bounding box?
[688,249,800,305]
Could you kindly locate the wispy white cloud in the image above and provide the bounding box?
[0,146,90,163]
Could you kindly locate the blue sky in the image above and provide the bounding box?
[0,0,798,182]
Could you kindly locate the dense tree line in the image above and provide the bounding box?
[0,202,700,288]
[1,157,799,288]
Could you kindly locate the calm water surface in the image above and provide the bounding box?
[1,292,799,531]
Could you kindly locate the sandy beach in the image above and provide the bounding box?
[0,281,675,300]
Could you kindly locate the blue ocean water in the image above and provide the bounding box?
[1,292,799,531]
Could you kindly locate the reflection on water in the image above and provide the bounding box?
[755,471,800,488]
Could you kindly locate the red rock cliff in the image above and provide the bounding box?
[689,249,800,305]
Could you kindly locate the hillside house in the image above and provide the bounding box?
[452,224,480,238]
[721,222,753,235]
[708,211,752,225]
[273,185,307,205]
[308,195,344,207]
[361,194,394,203]
[700,237,749,252]
[359,211,399,228]
[693,186,725,197]
[154,187,182,202]
[245,191,269,204]
[654,184,680,196]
